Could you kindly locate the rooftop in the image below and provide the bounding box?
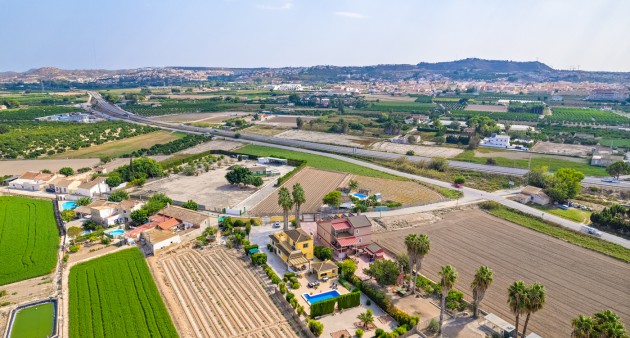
[160,204,209,225]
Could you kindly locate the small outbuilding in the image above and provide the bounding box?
[311,260,339,279]
[514,185,550,206]
[364,243,384,260]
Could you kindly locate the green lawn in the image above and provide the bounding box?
[527,203,592,223]
[237,144,404,180]
[601,138,630,148]
[0,197,59,286]
[482,202,630,263]
[10,302,55,338]
[454,150,608,176]
[69,248,177,338]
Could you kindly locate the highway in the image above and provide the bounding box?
[88,92,630,190]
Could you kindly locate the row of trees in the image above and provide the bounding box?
[277,183,306,230]
[590,204,630,236]
[527,166,585,202]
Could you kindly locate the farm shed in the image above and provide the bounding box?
[364,243,384,260]
[257,157,288,165]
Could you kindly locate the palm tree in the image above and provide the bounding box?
[357,309,374,329]
[291,183,306,228]
[349,179,359,191]
[438,265,458,335]
[593,310,625,338]
[571,315,594,338]
[277,187,293,231]
[471,266,494,319]
[404,234,430,295]
[507,280,527,338]
[521,283,546,337]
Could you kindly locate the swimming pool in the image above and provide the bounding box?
[106,229,125,238]
[351,193,368,200]
[303,290,341,305]
[60,201,77,211]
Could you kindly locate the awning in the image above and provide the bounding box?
[332,221,351,231]
[336,236,358,247]
[248,247,259,255]
[484,313,515,333]
[288,255,309,267]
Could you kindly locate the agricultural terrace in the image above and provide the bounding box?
[0,121,157,159]
[251,168,348,215]
[69,248,177,338]
[48,130,184,159]
[373,209,630,337]
[236,144,402,180]
[549,108,630,125]
[156,247,299,338]
[0,196,59,286]
[125,100,246,116]
[0,106,82,121]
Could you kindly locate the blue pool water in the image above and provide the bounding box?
[303,290,341,305]
[351,193,368,200]
[106,229,125,237]
[61,201,77,211]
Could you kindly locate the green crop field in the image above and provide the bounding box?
[450,110,542,122]
[0,196,59,285]
[237,144,403,180]
[9,302,55,338]
[0,106,83,121]
[360,101,436,113]
[69,248,177,338]
[125,99,245,116]
[548,108,629,125]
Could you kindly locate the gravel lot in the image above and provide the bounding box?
[373,209,630,337]
[276,130,377,148]
[177,139,243,154]
[531,142,599,157]
[465,104,508,112]
[370,142,463,158]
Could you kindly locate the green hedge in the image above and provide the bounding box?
[337,291,361,310]
[310,298,337,317]
[251,253,267,265]
[348,275,418,327]
[244,244,259,254]
[275,161,307,187]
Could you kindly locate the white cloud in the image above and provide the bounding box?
[334,11,367,19]
[257,1,293,10]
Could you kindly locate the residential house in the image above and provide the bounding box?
[591,149,624,167]
[249,166,271,176]
[76,177,109,197]
[77,199,144,227]
[514,186,551,205]
[50,178,81,194]
[158,204,212,229]
[316,215,372,259]
[148,214,182,231]
[8,172,57,191]
[269,229,314,271]
[480,133,511,148]
[311,260,339,279]
[140,228,181,254]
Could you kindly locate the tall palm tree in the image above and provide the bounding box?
[357,309,374,329]
[349,179,359,191]
[471,265,494,319]
[277,187,293,231]
[404,234,430,295]
[438,265,458,335]
[521,283,546,338]
[571,315,594,338]
[291,183,306,228]
[507,280,527,338]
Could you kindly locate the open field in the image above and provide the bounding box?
[531,141,598,157]
[526,203,592,223]
[363,94,418,102]
[373,209,630,337]
[549,108,630,125]
[48,130,183,159]
[464,104,507,112]
[474,150,584,162]
[243,124,289,136]
[0,196,59,286]
[136,163,292,211]
[276,129,377,147]
[9,302,55,338]
[69,248,177,338]
[0,158,99,175]
[256,115,317,127]
[348,175,444,205]
[176,139,242,154]
[152,111,250,123]
[370,142,463,158]
[251,167,347,215]
[237,144,402,180]
[155,246,299,338]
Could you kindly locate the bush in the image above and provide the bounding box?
[279,282,287,294]
[271,275,280,284]
[453,176,466,185]
[394,326,408,335]
[314,246,333,260]
[446,290,467,311]
[355,328,364,338]
[406,150,415,156]
[428,318,439,333]
[289,297,298,309]
[69,245,80,253]
[296,305,305,316]
[290,281,300,289]
[429,157,448,172]
[251,253,267,265]
[286,292,295,302]
[486,157,497,165]
[101,237,111,245]
[308,320,324,337]
[375,329,385,337]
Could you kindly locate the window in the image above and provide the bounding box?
[355,229,359,234]
[302,243,308,248]
[358,238,362,243]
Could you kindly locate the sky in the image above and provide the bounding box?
[1,0,629,72]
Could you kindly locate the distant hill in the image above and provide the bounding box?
[417,58,554,73]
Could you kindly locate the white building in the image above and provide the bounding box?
[50,178,81,194]
[75,177,110,197]
[9,172,57,191]
[587,89,629,102]
[140,228,182,254]
[480,133,511,148]
[75,199,144,226]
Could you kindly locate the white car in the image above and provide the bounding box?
[272,221,281,228]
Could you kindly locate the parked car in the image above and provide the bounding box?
[559,205,569,210]
[602,177,620,183]
[272,221,281,228]
[582,226,602,237]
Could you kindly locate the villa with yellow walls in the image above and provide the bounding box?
[269,229,313,270]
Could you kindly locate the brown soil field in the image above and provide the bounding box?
[531,142,599,157]
[251,167,348,216]
[373,209,630,337]
[465,104,508,112]
[347,175,444,205]
[243,125,288,136]
[363,94,418,102]
[152,112,250,123]
[155,247,299,338]
[276,130,377,147]
[370,142,463,158]
[177,139,243,154]
[256,115,317,127]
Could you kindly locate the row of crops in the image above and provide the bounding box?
[441,102,467,111]
[0,196,59,286]
[1,93,87,106]
[548,108,629,125]
[69,248,177,338]
[0,121,158,159]
[450,110,542,122]
[0,105,82,121]
[361,101,436,113]
[125,100,244,116]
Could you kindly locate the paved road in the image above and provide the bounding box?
[89,93,630,248]
[88,91,630,190]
